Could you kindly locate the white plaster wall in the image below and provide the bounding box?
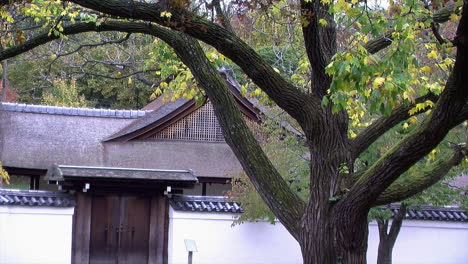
[0,206,74,264]
[367,220,468,264]
[169,209,468,264]
[168,208,303,264]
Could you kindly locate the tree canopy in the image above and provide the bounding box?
[1,0,467,263]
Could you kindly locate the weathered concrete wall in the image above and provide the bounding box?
[0,110,242,178]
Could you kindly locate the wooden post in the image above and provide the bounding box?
[1,60,7,102]
[188,251,193,264]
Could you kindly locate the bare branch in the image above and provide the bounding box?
[55,33,130,58]
[70,68,159,80]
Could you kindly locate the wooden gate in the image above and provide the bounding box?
[73,192,168,264]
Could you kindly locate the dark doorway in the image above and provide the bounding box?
[89,195,151,264]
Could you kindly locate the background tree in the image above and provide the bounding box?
[1,0,467,263]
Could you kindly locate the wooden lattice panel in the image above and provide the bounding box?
[151,102,225,142]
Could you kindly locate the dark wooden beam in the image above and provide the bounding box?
[4,166,46,176]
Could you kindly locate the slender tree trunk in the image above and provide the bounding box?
[376,204,407,264]
[1,60,7,102]
[377,238,393,264]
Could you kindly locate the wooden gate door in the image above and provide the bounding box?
[89,195,151,264]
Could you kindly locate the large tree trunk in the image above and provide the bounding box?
[300,207,369,264]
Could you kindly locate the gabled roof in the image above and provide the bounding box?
[0,102,149,119]
[105,67,261,142]
[105,98,194,141]
[0,189,75,207]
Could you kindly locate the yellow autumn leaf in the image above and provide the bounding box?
[254,88,262,96]
[128,77,132,84]
[160,11,172,18]
[403,123,409,130]
[409,116,418,124]
[180,82,188,90]
[160,82,168,88]
[319,19,328,26]
[372,77,385,89]
[345,53,352,61]
[444,58,453,66]
[421,66,431,73]
[364,89,371,98]
[450,13,459,22]
[427,50,438,59]
[155,88,162,95]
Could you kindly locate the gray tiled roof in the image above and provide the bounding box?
[0,189,75,207]
[0,102,149,119]
[388,204,468,222]
[170,195,243,213]
[171,196,467,221]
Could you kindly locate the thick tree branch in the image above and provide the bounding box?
[300,0,336,97]
[373,144,467,206]
[364,4,460,54]
[346,2,468,208]
[351,93,439,159]
[62,0,314,123]
[171,34,306,240]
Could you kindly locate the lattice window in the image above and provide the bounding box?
[150,101,266,143]
[150,102,225,142]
